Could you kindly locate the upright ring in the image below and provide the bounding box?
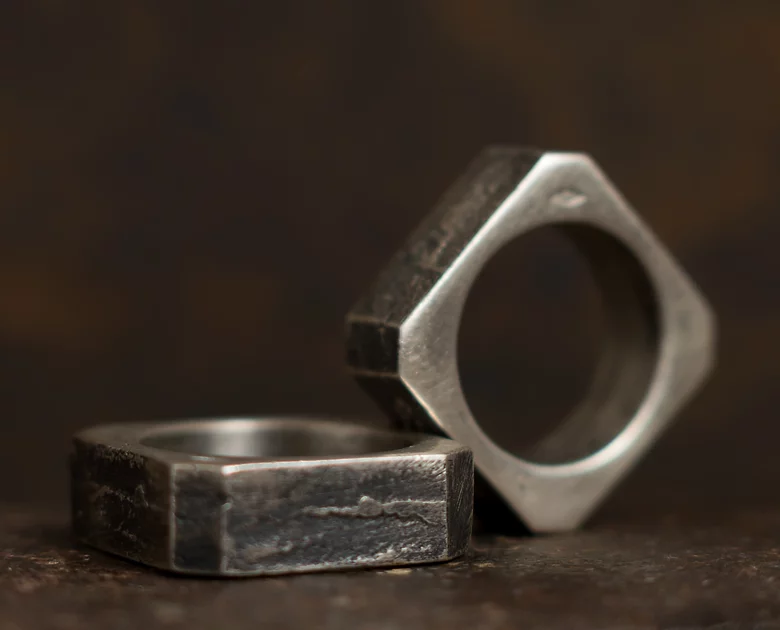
[347,147,716,532]
[71,417,473,576]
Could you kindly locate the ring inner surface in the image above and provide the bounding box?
[140,422,413,459]
[467,222,661,466]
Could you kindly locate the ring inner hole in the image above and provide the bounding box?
[458,223,660,465]
[141,423,412,459]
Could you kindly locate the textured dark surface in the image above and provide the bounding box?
[346,148,544,439]
[71,441,171,568]
[6,503,780,629]
[347,147,541,331]
[72,421,472,575]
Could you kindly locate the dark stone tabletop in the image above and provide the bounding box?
[4,503,780,630]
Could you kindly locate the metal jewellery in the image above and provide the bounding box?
[346,146,716,533]
[71,417,473,576]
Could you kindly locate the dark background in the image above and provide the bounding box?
[1,1,777,521]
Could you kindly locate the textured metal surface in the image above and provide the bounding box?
[71,417,473,576]
[347,147,716,533]
[6,504,780,630]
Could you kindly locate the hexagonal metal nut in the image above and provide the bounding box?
[347,146,716,533]
[71,417,473,575]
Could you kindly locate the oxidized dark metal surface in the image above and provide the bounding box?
[71,419,473,576]
[4,504,780,629]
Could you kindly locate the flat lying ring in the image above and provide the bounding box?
[71,417,473,576]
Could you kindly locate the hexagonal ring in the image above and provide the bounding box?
[71,417,473,575]
[347,147,716,533]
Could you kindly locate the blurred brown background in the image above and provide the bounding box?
[0,2,777,519]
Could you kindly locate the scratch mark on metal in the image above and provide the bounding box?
[550,189,587,209]
[303,496,441,526]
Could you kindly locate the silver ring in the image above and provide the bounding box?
[347,147,716,532]
[71,417,473,576]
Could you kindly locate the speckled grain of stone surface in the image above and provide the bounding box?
[4,505,780,629]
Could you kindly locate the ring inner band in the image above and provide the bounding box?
[140,420,413,460]
[495,222,661,465]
